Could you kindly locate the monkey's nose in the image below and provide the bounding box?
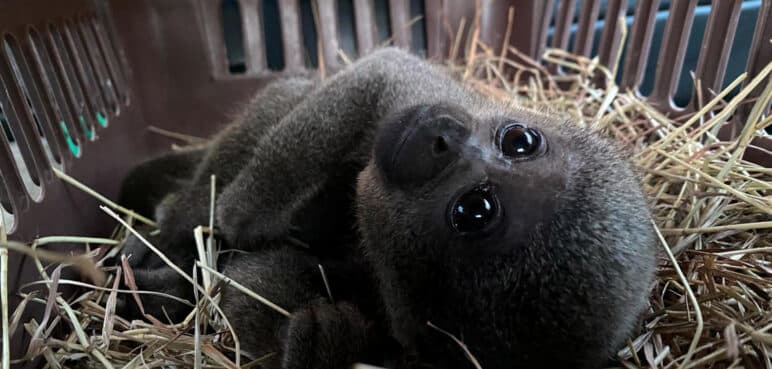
[376,112,469,187]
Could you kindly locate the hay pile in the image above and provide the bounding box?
[2,22,771,369]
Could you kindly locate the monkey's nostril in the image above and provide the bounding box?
[433,136,449,155]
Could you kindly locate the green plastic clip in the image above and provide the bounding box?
[79,115,94,140]
[59,121,81,157]
[96,112,108,127]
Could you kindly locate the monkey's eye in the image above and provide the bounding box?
[498,124,543,158]
[449,185,499,234]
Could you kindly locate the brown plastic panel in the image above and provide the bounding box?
[3,0,771,366]
[0,1,146,366]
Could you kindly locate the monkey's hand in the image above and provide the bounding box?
[281,301,383,369]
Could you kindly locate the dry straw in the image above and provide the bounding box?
[2,14,771,369]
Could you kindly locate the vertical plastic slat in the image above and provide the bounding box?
[77,17,119,115]
[24,30,72,164]
[61,21,105,127]
[316,0,340,69]
[551,0,576,51]
[722,0,772,141]
[596,0,627,73]
[90,17,129,104]
[741,0,771,110]
[692,0,742,105]
[533,0,555,60]
[199,0,228,76]
[423,0,445,59]
[548,0,577,73]
[354,0,377,56]
[388,0,411,49]
[620,0,660,91]
[241,0,267,72]
[0,78,25,220]
[35,28,82,156]
[572,0,601,57]
[17,34,65,167]
[0,38,45,201]
[650,0,697,110]
[47,26,92,143]
[279,0,304,70]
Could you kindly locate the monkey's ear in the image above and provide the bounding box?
[118,148,205,218]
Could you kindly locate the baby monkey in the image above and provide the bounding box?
[118,48,656,369]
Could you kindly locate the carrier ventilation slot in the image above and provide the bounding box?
[0,35,44,202]
[222,0,247,73]
[49,23,96,142]
[261,0,285,71]
[0,14,131,226]
[62,20,107,132]
[337,0,359,60]
[77,16,120,117]
[215,0,428,74]
[7,32,63,169]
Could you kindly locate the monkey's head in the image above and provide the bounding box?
[356,102,656,369]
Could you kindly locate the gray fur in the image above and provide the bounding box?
[118,48,656,369]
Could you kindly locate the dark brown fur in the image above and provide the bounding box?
[118,48,656,369]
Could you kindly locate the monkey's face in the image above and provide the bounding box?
[357,103,656,368]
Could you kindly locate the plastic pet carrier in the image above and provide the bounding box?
[1,0,770,368]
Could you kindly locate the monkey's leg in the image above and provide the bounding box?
[218,247,389,369]
[216,48,477,244]
[117,77,317,321]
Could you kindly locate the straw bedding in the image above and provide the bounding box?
[2,20,771,369]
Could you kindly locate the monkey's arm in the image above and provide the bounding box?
[217,48,474,244]
[151,77,316,252]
